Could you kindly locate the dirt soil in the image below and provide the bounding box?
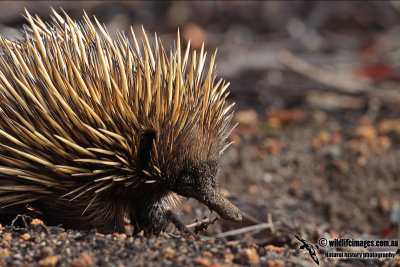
[1,1,400,266]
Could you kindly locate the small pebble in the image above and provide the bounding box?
[49,226,65,234]
[70,253,94,267]
[188,235,196,242]
[38,255,59,267]
[30,219,44,226]
[58,232,66,238]
[0,248,10,258]
[355,125,377,141]
[264,245,285,254]
[21,233,30,241]
[163,247,175,260]
[41,246,54,257]
[224,253,234,262]
[357,156,367,166]
[202,251,212,257]
[265,259,285,267]
[194,257,211,266]
[182,23,206,50]
[235,109,258,126]
[3,233,12,241]
[13,254,23,260]
[242,248,259,264]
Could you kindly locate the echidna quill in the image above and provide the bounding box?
[0,9,241,235]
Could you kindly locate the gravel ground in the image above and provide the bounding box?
[1,218,397,267]
[1,2,400,266]
[0,217,307,267]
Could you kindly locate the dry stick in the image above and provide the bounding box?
[214,222,279,239]
[11,214,29,229]
[278,50,371,94]
[185,211,264,236]
[267,213,275,234]
[279,50,400,112]
[166,210,199,240]
[186,216,219,232]
[185,210,264,229]
[186,217,213,229]
[241,211,264,224]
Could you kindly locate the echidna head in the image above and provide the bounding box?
[169,159,242,222]
[138,127,242,222]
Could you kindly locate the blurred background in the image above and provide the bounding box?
[1,1,400,249]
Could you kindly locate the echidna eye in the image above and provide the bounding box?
[182,176,195,187]
[177,169,197,190]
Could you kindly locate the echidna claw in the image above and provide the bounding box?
[166,210,200,240]
[11,214,29,229]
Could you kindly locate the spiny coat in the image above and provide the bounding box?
[0,9,241,234]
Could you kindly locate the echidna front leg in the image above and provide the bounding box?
[130,196,171,236]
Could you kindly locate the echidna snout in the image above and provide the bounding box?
[200,194,242,222]
[171,160,242,222]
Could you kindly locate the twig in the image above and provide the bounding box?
[167,210,199,240]
[267,213,275,234]
[186,217,213,228]
[11,214,29,229]
[214,222,278,238]
[186,216,220,234]
[241,211,264,224]
[279,50,400,111]
[366,96,381,121]
[279,50,371,94]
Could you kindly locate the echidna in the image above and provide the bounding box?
[0,9,241,235]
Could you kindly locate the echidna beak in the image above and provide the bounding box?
[201,192,242,222]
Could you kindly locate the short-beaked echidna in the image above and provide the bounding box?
[0,9,241,234]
